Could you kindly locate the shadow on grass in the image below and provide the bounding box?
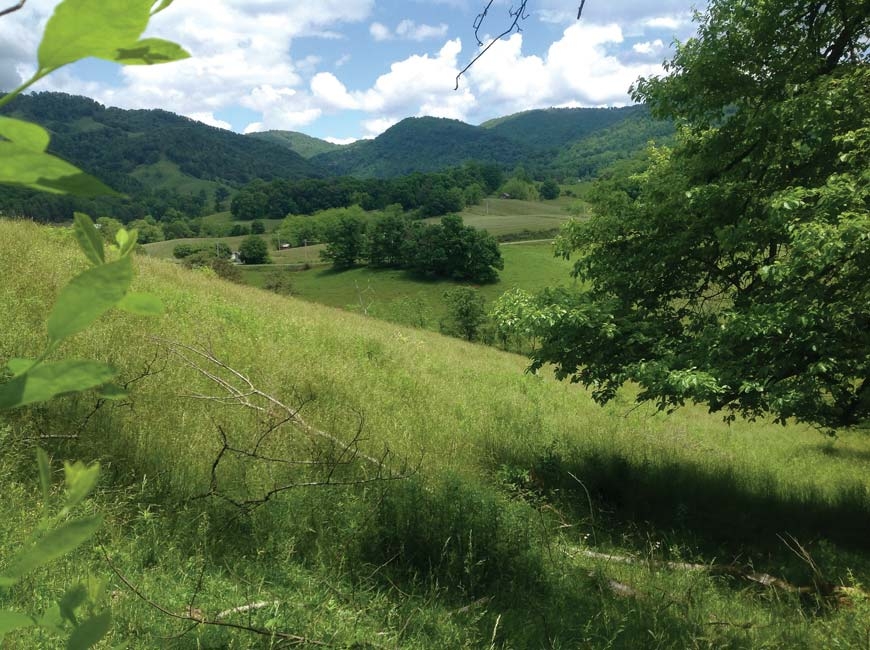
[490,445,869,552]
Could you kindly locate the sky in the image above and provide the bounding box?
[0,0,703,143]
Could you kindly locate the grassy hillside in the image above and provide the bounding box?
[2,219,870,648]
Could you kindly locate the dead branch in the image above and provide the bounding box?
[456,1,588,89]
[102,547,328,647]
[0,1,25,18]
[216,601,281,619]
[155,338,387,468]
[570,546,868,602]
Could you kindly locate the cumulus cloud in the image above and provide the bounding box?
[188,112,232,130]
[462,22,662,116]
[369,19,449,42]
[324,136,359,145]
[370,22,391,41]
[633,39,665,55]
[3,0,373,133]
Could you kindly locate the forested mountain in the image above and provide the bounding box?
[0,92,672,222]
[548,111,675,179]
[312,117,529,178]
[481,105,649,151]
[0,92,321,221]
[247,130,341,158]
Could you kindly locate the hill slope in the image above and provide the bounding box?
[2,219,870,648]
[313,116,530,177]
[247,129,341,158]
[1,92,320,192]
[481,105,649,151]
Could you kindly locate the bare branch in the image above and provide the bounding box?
[154,337,387,468]
[456,1,588,90]
[0,1,25,18]
[102,547,329,647]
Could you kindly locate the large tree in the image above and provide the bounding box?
[495,0,870,432]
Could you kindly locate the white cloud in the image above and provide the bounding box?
[395,20,449,41]
[369,19,449,42]
[188,112,232,130]
[324,136,358,145]
[643,15,693,30]
[310,72,358,110]
[633,39,664,55]
[370,22,391,41]
[362,117,400,138]
[465,22,664,112]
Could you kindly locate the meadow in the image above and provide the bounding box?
[241,241,575,331]
[2,219,870,648]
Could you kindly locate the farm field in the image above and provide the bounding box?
[3,219,870,649]
[242,240,575,328]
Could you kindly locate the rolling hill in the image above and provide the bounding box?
[247,129,342,158]
[3,219,869,648]
[311,116,530,177]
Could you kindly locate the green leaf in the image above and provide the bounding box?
[0,611,35,636]
[118,229,138,257]
[113,38,190,65]
[67,610,111,650]
[37,448,52,508]
[38,603,64,633]
[73,213,105,266]
[0,143,115,196]
[38,0,152,72]
[58,584,88,625]
[0,117,49,152]
[116,292,163,317]
[62,460,101,514]
[5,358,35,376]
[0,360,117,410]
[47,256,133,344]
[96,384,128,401]
[151,0,175,14]
[0,515,102,586]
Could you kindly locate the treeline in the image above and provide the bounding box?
[279,207,503,283]
[231,162,504,221]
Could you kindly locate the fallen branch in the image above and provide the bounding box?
[570,547,867,602]
[102,547,328,646]
[155,338,387,468]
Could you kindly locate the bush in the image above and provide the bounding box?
[238,235,271,264]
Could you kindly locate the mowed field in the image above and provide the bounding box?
[242,240,575,328]
[144,197,578,260]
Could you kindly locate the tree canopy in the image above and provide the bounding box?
[495,0,870,432]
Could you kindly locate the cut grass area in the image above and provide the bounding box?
[241,241,574,327]
[3,219,870,649]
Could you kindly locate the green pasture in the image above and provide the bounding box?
[3,219,870,649]
[241,240,575,328]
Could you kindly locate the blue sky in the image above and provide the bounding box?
[1,0,703,142]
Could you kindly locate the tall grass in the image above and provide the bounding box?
[2,219,870,648]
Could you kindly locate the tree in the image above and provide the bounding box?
[442,287,487,341]
[539,179,560,201]
[238,234,271,265]
[250,219,266,234]
[320,212,366,269]
[494,0,870,432]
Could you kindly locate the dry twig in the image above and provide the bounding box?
[0,1,25,18]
